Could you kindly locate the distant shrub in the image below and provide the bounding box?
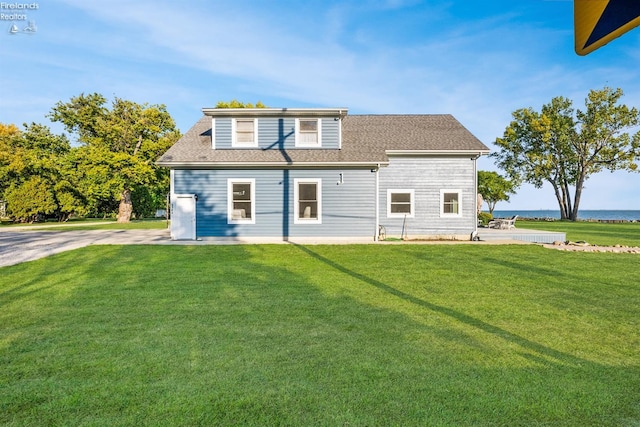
[478,212,493,226]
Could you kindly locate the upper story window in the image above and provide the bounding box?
[295,118,322,147]
[232,118,258,147]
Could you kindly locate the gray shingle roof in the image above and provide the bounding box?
[157,114,489,167]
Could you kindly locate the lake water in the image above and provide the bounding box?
[492,210,640,221]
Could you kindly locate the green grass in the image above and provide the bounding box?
[1,244,639,426]
[0,218,168,231]
[518,220,640,246]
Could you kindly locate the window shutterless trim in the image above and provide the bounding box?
[227,178,256,224]
[295,118,322,147]
[294,178,322,224]
[440,189,462,217]
[387,189,415,218]
[232,118,258,147]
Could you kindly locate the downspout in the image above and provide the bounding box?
[472,154,479,241]
[169,169,175,238]
[374,163,380,242]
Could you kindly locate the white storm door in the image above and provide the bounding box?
[172,194,196,240]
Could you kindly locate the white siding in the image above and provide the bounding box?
[378,156,477,238]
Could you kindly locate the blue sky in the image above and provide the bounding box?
[2,0,640,210]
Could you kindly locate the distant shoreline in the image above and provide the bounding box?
[491,210,640,222]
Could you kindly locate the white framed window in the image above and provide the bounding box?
[440,189,462,217]
[387,189,414,218]
[295,118,322,147]
[227,179,256,224]
[232,118,258,147]
[294,179,322,224]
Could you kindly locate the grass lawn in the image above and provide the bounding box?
[0,218,168,231]
[1,244,639,426]
[517,220,640,246]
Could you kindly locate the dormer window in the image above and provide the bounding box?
[232,118,258,147]
[296,118,322,147]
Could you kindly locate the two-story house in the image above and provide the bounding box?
[157,107,489,242]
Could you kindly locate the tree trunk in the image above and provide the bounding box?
[551,182,569,219]
[571,173,586,221]
[562,179,573,220]
[117,188,133,223]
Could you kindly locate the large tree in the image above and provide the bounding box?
[477,171,517,214]
[49,93,180,222]
[491,87,640,220]
[0,122,80,222]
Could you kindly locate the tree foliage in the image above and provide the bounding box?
[492,87,640,220]
[0,123,23,198]
[0,123,81,222]
[5,176,57,222]
[477,171,517,214]
[48,93,180,222]
[1,94,180,222]
[215,100,266,108]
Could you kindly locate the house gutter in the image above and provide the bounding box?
[156,161,389,169]
[386,149,490,156]
[202,108,349,118]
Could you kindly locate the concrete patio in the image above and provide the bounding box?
[477,227,565,244]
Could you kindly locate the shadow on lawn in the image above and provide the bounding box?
[294,244,590,368]
[0,258,74,309]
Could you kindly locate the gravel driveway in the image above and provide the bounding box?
[0,228,171,268]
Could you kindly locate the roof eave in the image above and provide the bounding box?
[386,149,490,157]
[202,108,349,118]
[156,160,388,169]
